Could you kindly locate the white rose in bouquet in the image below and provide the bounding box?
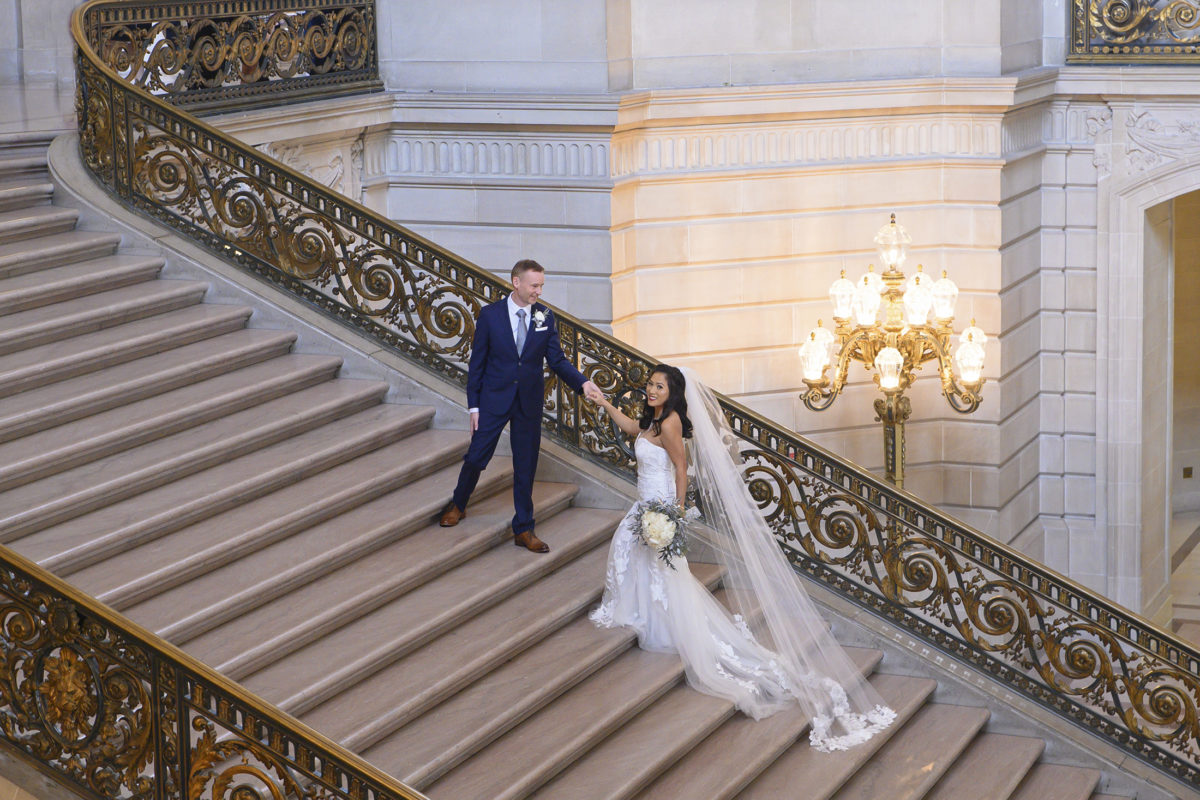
[641,510,676,549]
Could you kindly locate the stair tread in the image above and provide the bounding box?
[0,303,253,396]
[305,543,635,747]
[418,641,684,799]
[71,427,464,604]
[116,432,477,638]
[923,732,1044,800]
[0,328,297,443]
[208,482,594,684]
[734,673,938,800]
[9,402,425,572]
[0,352,341,493]
[0,182,53,203]
[1009,763,1100,800]
[215,504,615,704]
[0,277,207,354]
[0,203,78,232]
[828,703,990,800]
[0,378,389,542]
[529,646,884,800]
[369,558,725,786]
[0,253,165,305]
[0,229,120,274]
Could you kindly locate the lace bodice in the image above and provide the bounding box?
[635,435,676,503]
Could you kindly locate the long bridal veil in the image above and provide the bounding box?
[678,367,895,751]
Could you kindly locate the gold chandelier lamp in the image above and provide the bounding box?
[798,214,986,488]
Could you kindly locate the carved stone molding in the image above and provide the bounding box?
[365,133,611,184]
[257,141,346,192]
[610,116,1004,180]
[1125,109,1200,171]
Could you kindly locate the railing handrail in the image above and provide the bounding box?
[47,0,1200,794]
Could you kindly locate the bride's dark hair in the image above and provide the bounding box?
[639,364,693,439]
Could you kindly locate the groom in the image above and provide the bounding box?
[440,259,600,552]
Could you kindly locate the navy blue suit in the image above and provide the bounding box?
[452,298,586,534]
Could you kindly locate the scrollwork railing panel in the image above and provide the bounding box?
[62,0,1200,792]
[1070,0,1200,61]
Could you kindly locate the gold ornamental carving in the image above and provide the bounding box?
[1070,0,1200,61]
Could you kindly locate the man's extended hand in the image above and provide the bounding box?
[582,381,603,403]
[470,411,479,432]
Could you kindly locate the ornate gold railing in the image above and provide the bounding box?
[0,544,427,800]
[1070,0,1200,62]
[51,0,1200,793]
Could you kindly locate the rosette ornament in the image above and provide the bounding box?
[798,214,987,488]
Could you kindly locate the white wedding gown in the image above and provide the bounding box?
[589,432,895,750]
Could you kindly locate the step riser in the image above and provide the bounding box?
[0,308,251,401]
[0,236,121,279]
[101,439,469,610]
[219,487,582,685]
[0,334,296,446]
[0,361,340,495]
[0,284,204,357]
[0,187,53,212]
[28,389,400,570]
[0,214,78,245]
[0,263,163,316]
[343,584,607,753]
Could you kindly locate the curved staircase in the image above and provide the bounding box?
[0,141,1132,800]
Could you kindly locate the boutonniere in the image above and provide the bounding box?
[532,309,548,331]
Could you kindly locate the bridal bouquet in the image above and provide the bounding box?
[632,499,689,569]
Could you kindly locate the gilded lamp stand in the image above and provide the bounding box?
[798,215,986,489]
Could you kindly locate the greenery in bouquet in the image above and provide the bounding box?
[632,499,689,569]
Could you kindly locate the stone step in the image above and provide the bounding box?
[117,436,486,641]
[217,504,616,727]
[528,647,885,800]
[373,560,723,789]
[0,154,50,183]
[9,404,427,576]
[0,353,341,494]
[0,254,166,315]
[0,276,207,356]
[70,428,466,608]
[0,378,390,544]
[0,302,253,401]
[1008,764,1100,800]
[303,542,677,751]
[0,328,297,445]
[0,181,53,211]
[0,230,121,280]
[214,483,595,687]
[827,703,990,800]
[922,733,1044,800]
[716,672,938,800]
[0,204,78,244]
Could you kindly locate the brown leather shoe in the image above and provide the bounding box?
[439,502,465,527]
[513,530,550,553]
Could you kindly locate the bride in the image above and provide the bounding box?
[587,364,895,751]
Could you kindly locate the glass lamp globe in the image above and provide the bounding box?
[904,264,925,292]
[932,271,958,320]
[860,265,884,293]
[851,281,881,326]
[955,340,985,385]
[799,332,831,381]
[959,320,987,347]
[874,346,904,390]
[829,271,856,320]
[902,274,933,326]
[873,214,911,271]
[811,320,835,353]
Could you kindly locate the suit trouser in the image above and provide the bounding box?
[451,397,541,535]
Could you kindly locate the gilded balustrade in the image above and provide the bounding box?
[19,0,1200,795]
[1071,0,1200,61]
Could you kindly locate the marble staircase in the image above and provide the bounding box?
[0,143,1135,800]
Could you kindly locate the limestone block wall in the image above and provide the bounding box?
[1174,192,1200,516]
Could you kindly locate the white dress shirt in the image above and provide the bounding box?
[469,294,534,414]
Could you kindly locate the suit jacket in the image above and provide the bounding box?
[466,299,586,417]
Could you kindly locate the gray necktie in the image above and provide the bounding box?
[515,308,527,354]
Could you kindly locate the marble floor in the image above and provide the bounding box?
[0,80,76,136]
